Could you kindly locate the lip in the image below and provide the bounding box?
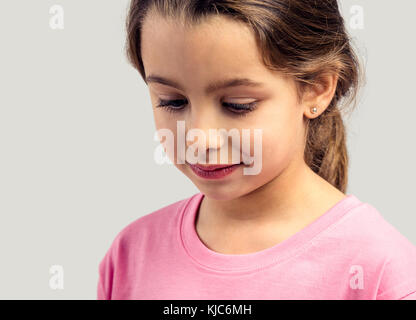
[187,162,243,179]
[192,163,241,171]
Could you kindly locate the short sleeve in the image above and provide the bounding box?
[376,278,416,300]
[97,276,107,300]
[376,237,416,300]
[97,240,117,300]
[399,291,416,300]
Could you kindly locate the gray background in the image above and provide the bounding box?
[0,0,414,299]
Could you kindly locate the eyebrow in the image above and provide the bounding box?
[145,75,265,94]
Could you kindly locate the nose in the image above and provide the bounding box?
[186,118,226,151]
[185,106,228,163]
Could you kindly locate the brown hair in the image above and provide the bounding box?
[125,0,365,193]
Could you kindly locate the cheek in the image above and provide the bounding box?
[153,112,179,162]
[261,134,287,169]
[153,110,180,138]
[152,108,167,128]
[259,110,302,169]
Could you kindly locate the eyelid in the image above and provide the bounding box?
[156,96,257,103]
[223,98,257,105]
[156,98,258,108]
[155,98,259,118]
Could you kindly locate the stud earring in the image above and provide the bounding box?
[311,107,318,114]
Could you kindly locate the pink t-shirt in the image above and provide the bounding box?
[97,193,416,300]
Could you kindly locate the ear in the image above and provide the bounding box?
[302,72,339,119]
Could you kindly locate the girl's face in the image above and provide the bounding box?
[141,13,314,201]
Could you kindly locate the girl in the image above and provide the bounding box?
[97,0,416,300]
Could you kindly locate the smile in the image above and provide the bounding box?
[187,162,243,179]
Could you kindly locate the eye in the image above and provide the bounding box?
[155,99,187,113]
[156,99,258,117]
[222,101,258,117]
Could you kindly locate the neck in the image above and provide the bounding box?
[198,159,338,229]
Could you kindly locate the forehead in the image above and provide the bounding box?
[141,12,268,83]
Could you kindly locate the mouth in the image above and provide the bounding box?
[190,162,243,171]
[186,162,244,179]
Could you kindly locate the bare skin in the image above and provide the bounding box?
[141,11,346,255]
[196,164,346,254]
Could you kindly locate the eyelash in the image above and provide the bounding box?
[155,99,258,117]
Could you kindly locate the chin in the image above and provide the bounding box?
[198,184,248,201]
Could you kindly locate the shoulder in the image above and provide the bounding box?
[105,192,199,253]
[362,203,416,299]
[315,197,416,266]
[326,198,416,299]
[338,200,416,256]
[97,192,200,299]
